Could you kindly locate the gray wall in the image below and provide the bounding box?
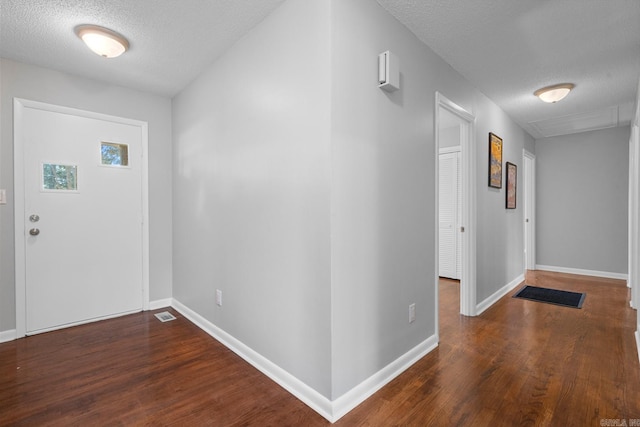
[536,126,629,274]
[475,100,535,302]
[171,0,333,397]
[0,59,173,333]
[329,0,534,397]
[171,0,535,402]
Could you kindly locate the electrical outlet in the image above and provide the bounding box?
[409,303,416,323]
[216,289,223,307]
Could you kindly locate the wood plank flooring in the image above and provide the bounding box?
[1,270,639,425]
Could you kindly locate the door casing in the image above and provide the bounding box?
[523,150,536,271]
[13,98,150,338]
[435,92,477,328]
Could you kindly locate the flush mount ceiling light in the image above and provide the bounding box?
[75,25,129,58]
[534,83,575,103]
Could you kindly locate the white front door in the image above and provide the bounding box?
[15,99,147,335]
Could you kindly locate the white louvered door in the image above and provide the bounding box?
[439,151,461,280]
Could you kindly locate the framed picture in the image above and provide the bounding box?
[506,162,517,209]
[488,132,503,188]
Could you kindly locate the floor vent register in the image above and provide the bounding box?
[154,311,177,322]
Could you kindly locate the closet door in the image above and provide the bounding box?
[439,151,461,280]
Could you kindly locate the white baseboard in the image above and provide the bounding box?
[476,274,524,315]
[3,302,171,341]
[535,265,628,281]
[171,298,438,423]
[0,329,17,343]
[149,298,172,310]
[331,334,438,421]
[171,299,334,421]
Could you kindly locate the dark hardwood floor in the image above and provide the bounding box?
[1,271,639,425]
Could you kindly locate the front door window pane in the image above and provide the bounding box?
[42,163,77,191]
[101,142,129,166]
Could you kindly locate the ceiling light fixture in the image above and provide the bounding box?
[534,83,575,103]
[75,25,129,58]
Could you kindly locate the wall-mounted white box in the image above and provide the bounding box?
[378,51,400,92]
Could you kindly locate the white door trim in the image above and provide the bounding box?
[439,146,461,155]
[631,78,640,361]
[523,150,536,271]
[435,92,477,325]
[13,98,150,338]
[629,123,639,308]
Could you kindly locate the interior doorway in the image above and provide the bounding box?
[438,119,462,280]
[435,93,476,337]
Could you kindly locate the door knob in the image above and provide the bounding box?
[29,228,40,236]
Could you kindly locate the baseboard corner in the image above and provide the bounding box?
[169,299,439,423]
[476,274,524,315]
[330,334,438,422]
[149,298,172,310]
[0,329,17,343]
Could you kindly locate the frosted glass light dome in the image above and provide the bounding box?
[75,25,129,58]
[534,83,575,103]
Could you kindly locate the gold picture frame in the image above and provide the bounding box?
[488,132,503,188]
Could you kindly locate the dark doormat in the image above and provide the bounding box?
[513,285,586,309]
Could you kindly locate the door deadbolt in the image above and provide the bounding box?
[29,214,40,222]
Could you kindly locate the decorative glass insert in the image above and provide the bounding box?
[101,142,129,166]
[42,163,77,191]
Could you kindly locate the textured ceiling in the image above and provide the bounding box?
[0,0,285,96]
[1,0,639,138]
[376,0,640,138]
